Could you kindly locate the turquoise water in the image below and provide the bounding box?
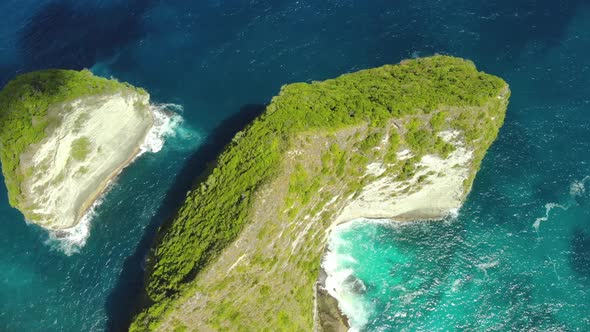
[326,4,590,328]
[1,0,590,331]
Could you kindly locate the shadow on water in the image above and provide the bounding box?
[570,226,590,278]
[3,0,155,86]
[0,65,12,88]
[105,103,266,331]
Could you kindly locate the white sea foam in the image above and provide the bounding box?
[476,260,499,278]
[44,196,105,255]
[45,103,184,255]
[324,215,463,330]
[323,222,375,330]
[532,203,567,232]
[532,175,590,231]
[570,175,589,198]
[138,104,185,155]
[447,207,460,219]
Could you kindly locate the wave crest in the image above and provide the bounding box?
[44,197,104,255]
[323,221,375,330]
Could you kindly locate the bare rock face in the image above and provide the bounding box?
[19,91,153,229]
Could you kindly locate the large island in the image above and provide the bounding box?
[131,56,509,331]
[0,70,154,230]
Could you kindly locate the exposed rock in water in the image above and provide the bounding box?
[315,262,350,332]
[343,274,367,295]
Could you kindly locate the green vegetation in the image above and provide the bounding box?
[76,166,90,177]
[430,111,448,130]
[70,137,92,161]
[0,69,145,216]
[131,56,509,331]
[359,131,383,152]
[73,112,90,133]
[404,118,456,159]
[384,131,401,164]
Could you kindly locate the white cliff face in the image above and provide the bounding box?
[19,91,153,230]
[334,130,472,225]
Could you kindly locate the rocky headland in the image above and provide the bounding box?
[130,56,509,331]
[0,69,154,230]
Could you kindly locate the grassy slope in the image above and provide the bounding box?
[0,69,146,218]
[132,56,509,330]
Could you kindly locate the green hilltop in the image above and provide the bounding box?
[131,55,509,331]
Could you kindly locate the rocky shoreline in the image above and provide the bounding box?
[20,91,154,230]
[315,252,350,332]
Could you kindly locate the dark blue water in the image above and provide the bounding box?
[1,1,590,331]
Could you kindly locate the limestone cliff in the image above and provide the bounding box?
[131,56,510,331]
[0,69,153,229]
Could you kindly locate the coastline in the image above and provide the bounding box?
[315,263,350,332]
[315,91,509,330]
[75,141,147,228]
[319,159,469,331]
[50,140,147,253]
[74,103,179,225]
[333,132,473,228]
[18,92,154,230]
[317,209,457,331]
[51,104,179,248]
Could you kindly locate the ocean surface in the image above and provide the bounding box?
[0,0,590,331]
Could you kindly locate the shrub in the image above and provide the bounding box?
[70,137,92,161]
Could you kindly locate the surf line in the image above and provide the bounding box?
[44,103,184,255]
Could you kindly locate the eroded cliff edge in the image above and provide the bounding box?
[131,56,509,331]
[0,70,153,229]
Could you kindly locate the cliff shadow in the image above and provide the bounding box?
[0,64,13,89]
[570,226,590,279]
[104,104,266,331]
[9,0,154,85]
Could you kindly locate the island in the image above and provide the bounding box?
[0,69,153,230]
[130,55,509,331]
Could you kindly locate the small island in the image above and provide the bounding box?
[131,56,509,331]
[0,70,153,230]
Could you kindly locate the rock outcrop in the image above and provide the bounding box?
[0,69,153,229]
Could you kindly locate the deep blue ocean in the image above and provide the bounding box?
[1,0,590,331]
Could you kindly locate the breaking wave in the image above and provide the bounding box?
[45,103,184,255]
[139,103,185,155]
[44,196,105,256]
[323,212,462,330]
[322,220,376,330]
